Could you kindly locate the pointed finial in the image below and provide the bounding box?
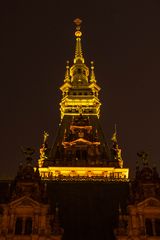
[64,60,70,82]
[91,61,94,69]
[73,18,84,64]
[74,18,82,35]
[90,61,96,83]
[66,60,69,66]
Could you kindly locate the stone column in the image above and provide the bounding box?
[130,210,139,236]
[1,209,8,234]
[22,217,26,235]
[9,213,14,233]
[33,214,39,234]
[140,214,146,235]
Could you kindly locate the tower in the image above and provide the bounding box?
[38,19,129,180]
[0,149,63,239]
[115,152,160,239]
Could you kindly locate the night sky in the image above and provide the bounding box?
[0,0,160,178]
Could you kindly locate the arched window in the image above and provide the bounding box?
[15,217,23,235]
[25,217,32,235]
[145,218,153,236]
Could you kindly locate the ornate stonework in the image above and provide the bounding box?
[37,20,129,180]
[115,157,160,240]
[0,155,63,239]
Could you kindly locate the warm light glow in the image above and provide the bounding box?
[37,166,129,181]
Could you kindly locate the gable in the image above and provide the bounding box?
[137,197,160,208]
[9,196,41,208]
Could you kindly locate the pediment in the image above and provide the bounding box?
[9,196,40,208]
[71,138,92,145]
[64,138,93,146]
[137,197,160,208]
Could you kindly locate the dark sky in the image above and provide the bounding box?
[0,0,160,178]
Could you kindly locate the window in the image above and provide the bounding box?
[15,218,23,235]
[76,150,81,160]
[145,218,153,236]
[82,150,87,161]
[155,219,160,236]
[25,218,32,235]
[15,217,32,235]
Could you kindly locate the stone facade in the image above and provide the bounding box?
[0,153,63,240]
[115,154,160,240]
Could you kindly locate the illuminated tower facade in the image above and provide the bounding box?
[38,19,129,180]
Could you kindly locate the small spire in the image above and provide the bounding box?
[90,61,96,83]
[111,124,117,143]
[64,61,70,82]
[73,18,84,64]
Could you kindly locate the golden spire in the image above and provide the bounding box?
[73,18,84,64]
[64,61,70,82]
[90,61,96,83]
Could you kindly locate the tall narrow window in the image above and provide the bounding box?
[145,218,153,236]
[82,150,87,161]
[155,219,160,236]
[24,217,32,235]
[76,150,81,160]
[15,217,23,235]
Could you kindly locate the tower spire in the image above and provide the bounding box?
[38,20,129,181]
[90,61,96,83]
[64,61,70,83]
[73,18,84,64]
